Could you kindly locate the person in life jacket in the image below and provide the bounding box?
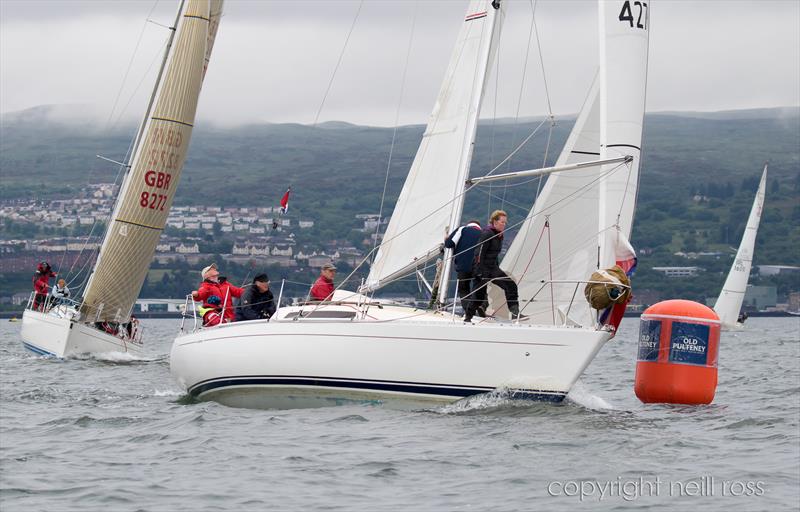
[192,263,243,322]
[32,261,57,311]
[51,278,70,306]
[198,295,224,327]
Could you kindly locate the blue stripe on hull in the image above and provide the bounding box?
[22,342,57,357]
[190,376,567,403]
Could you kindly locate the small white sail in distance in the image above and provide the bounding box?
[713,164,768,329]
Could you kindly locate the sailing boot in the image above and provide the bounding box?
[509,304,528,322]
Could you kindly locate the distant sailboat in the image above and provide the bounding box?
[713,164,768,330]
[171,0,651,409]
[20,0,223,357]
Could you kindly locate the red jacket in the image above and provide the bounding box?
[310,276,334,301]
[33,271,55,295]
[195,280,244,321]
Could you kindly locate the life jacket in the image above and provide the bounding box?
[198,305,223,326]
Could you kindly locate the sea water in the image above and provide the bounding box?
[1,317,798,511]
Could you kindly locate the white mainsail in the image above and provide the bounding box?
[82,0,220,322]
[364,0,505,292]
[498,0,649,325]
[714,165,768,328]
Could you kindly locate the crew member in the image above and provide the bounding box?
[236,273,276,321]
[32,261,57,311]
[469,210,521,321]
[444,220,485,319]
[192,263,244,323]
[310,263,336,301]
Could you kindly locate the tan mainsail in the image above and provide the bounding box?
[82,0,220,322]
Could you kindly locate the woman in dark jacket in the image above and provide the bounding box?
[468,210,520,321]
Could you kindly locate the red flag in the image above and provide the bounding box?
[279,187,291,214]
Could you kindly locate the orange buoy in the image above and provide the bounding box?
[634,299,721,405]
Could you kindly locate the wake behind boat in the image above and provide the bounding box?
[170,0,650,409]
[21,0,223,357]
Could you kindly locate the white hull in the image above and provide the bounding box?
[170,304,612,410]
[21,309,144,358]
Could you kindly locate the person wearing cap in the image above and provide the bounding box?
[309,263,336,301]
[236,273,276,321]
[192,263,244,323]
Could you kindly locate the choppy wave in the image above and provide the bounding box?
[566,380,615,410]
[1,318,798,512]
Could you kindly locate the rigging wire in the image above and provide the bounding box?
[311,0,364,128]
[106,0,161,130]
[61,2,166,286]
[487,24,502,219]
[372,1,418,263]
[533,0,556,196]
[500,0,536,210]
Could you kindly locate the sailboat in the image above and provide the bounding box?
[713,164,768,330]
[170,0,650,409]
[20,0,223,357]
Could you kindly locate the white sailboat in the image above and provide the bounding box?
[713,164,768,330]
[20,0,223,357]
[170,0,650,409]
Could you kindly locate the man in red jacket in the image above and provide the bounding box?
[309,263,336,301]
[192,263,244,322]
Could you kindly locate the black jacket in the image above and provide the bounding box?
[473,227,504,276]
[235,285,276,321]
[444,223,483,273]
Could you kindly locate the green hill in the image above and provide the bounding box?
[1,106,798,303]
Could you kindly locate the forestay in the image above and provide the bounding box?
[714,165,768,327]
[81,0,221,322]
[498,0,649,326]
[364,0,505,292]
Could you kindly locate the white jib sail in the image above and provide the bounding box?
[364,0,505,292]
[498,0,649,325]
[82,0,220,322]
[714,165,768,327]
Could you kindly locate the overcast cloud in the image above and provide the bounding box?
[1,0,798,127]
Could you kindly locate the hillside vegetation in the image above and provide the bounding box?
[1,106,798,303]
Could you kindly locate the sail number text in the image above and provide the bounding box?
[619,1,648,30]
[138,127,182,211]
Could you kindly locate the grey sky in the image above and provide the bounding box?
[1,0,798,127]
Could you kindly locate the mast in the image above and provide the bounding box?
[437,0,504,305]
